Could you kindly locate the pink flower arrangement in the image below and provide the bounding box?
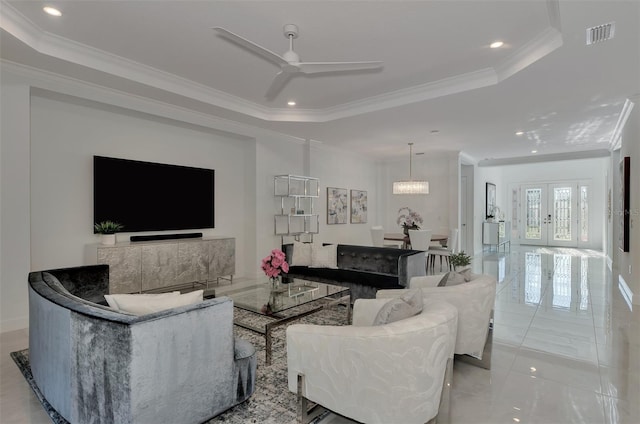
[261,249,289,279]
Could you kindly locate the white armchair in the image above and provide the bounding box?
[286,297,458,424]
[377,273,497,369]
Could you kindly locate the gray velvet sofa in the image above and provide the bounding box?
[282,244,427,300]
[28,264,256,424]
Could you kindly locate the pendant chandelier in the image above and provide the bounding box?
[392,142,429,194]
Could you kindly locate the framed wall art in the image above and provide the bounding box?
[486,182,496,220]
[350,190,368,224]
[327,187,348,224]
[619,156,630,252]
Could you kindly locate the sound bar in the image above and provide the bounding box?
[130,232,203,242]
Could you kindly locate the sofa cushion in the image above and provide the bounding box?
[372,289,423,325]
[105,290,203,315]
[291,241,312,266]
[310,244,338,268]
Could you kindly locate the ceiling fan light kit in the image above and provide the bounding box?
[213,24,383,99]
[393,143,429,195]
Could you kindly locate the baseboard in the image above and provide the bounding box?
[618,274,633,311]
[1,315,29,333]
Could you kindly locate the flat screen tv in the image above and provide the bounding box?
[94,156,214,233]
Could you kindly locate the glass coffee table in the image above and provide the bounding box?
[226,278,351,365]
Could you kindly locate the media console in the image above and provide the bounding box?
[88,236,235,294]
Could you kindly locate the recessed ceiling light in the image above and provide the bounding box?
[515,131,524,136]
[43,6,62,17]
[490,41,504,49]
[287,100,296,106]
[531,150,538,154]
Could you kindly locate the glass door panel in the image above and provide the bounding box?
[580,185,589,243]
[523,187,545,244]
[550,183,577,247]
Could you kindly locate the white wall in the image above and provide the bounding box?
[499,158,607,250]
[378,152,459,238]
[473,166,503,254]
[0,63,380,331]
[254,135,305,271]
[614,98,640,306]
[29,93,255,272]
[472,158,607,252]
[310,143,378,246]
[0,75,31,332]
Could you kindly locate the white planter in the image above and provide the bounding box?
[101,234,116,245]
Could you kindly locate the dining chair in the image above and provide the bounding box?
[370,226,402,248]
[408,229,433,272]
[428,228,459,271]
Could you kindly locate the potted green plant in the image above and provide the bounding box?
[449,251,472,271]
[94,221,124,245]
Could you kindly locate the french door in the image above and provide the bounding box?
[521,182,588,247]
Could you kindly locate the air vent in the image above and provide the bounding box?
[586,22,615,45]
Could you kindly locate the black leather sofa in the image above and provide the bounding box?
[282,244,427,300]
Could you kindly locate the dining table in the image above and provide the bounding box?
[384,233,448,249]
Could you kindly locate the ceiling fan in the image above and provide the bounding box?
[212,24,383,99]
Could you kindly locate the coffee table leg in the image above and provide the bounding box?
[265,322,274,366]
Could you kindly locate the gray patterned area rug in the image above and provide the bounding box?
[11,304,349,424]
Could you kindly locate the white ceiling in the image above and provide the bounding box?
[1,0,638,161]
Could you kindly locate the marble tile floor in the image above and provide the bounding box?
[1,246,637,424]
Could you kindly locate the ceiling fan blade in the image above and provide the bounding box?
[265,71,294,99]
[297,61,383,74]
[212,27,288,66]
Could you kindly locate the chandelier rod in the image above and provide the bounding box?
[408,142,413,179]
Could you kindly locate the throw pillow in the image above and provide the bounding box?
[373,289,423,325]
[310,244,338,269]
[104,291,180,310]
[400,288,424,312]
[438,269,472,286]
[291,240,312,266]
[104,290,203,315]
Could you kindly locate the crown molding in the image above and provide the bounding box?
[0,1,273,119]
[609,98,636,151]
[0,0,563,124]
[494,26,563,82]
[318,68,499,122]
[478,149,611,167]
[0,59,310,145]
[459,152,478,166]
